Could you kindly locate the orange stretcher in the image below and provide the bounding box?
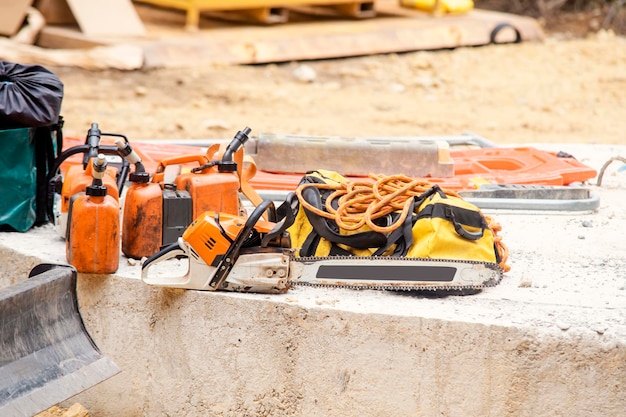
[59,137,597,193]
[245,147,597,192]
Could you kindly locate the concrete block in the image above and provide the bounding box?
[1,143,625,416]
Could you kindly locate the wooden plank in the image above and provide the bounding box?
[37,25,109,49]
[34,0,76,25]
[203,7,290,24]
[333,2,376,18]
[291,2,376,18]
[137,8,544,67]
[65,0,145,37]
[134,0,377,29]
[36,2,544,69]
[135,0,377,9]
[0,38,143,70]
[0,0,33,37]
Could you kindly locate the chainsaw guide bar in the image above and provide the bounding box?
[288,256,503,292]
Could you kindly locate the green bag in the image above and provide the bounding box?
[0,128,37,232]
[1,61,64,231]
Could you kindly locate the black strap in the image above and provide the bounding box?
[301,186,387,249]
[34,126,60,225]
[493,242,502,264]
[300,233,359,257]
[300,230,322,257]
[372,199,416,257]
[328,244,354,256]
[261,192,298,247]
[417,203,487,241]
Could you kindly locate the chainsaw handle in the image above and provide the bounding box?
[141,239,187,281]
[208,199,274,290]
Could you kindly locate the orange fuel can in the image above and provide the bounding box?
[121,171,163,259]
[174,164,240,220]
[66,155,120,274]
[59,159,119,238]
[153,153,241,219]
[122,153,241,259]
[121,127,253,260]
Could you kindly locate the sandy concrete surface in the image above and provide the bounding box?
[0,143,624,416]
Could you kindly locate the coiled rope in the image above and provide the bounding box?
[295,173,510,272]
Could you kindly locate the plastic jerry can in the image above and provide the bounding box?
[59,159,119,238]
[175,167,240,220]
[122,172,195,259]
[154,153,241,220]
[66,155,120,274]
[121,171,163,259]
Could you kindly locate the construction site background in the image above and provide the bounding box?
[477,0,626,35]
[4,1,625,416]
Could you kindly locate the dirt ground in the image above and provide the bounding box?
[50,15,625,148]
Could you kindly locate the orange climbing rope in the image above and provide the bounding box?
[295,173,510,272]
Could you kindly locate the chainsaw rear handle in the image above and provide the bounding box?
[141,237,219,290]
[141,239,187,275]
[141,199,276,290]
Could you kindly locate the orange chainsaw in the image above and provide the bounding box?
[141,200,293,293]
[141,197,503,294]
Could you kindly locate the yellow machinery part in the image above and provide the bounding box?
[399,0,474,14]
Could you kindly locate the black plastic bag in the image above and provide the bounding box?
[0,60,64,128]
